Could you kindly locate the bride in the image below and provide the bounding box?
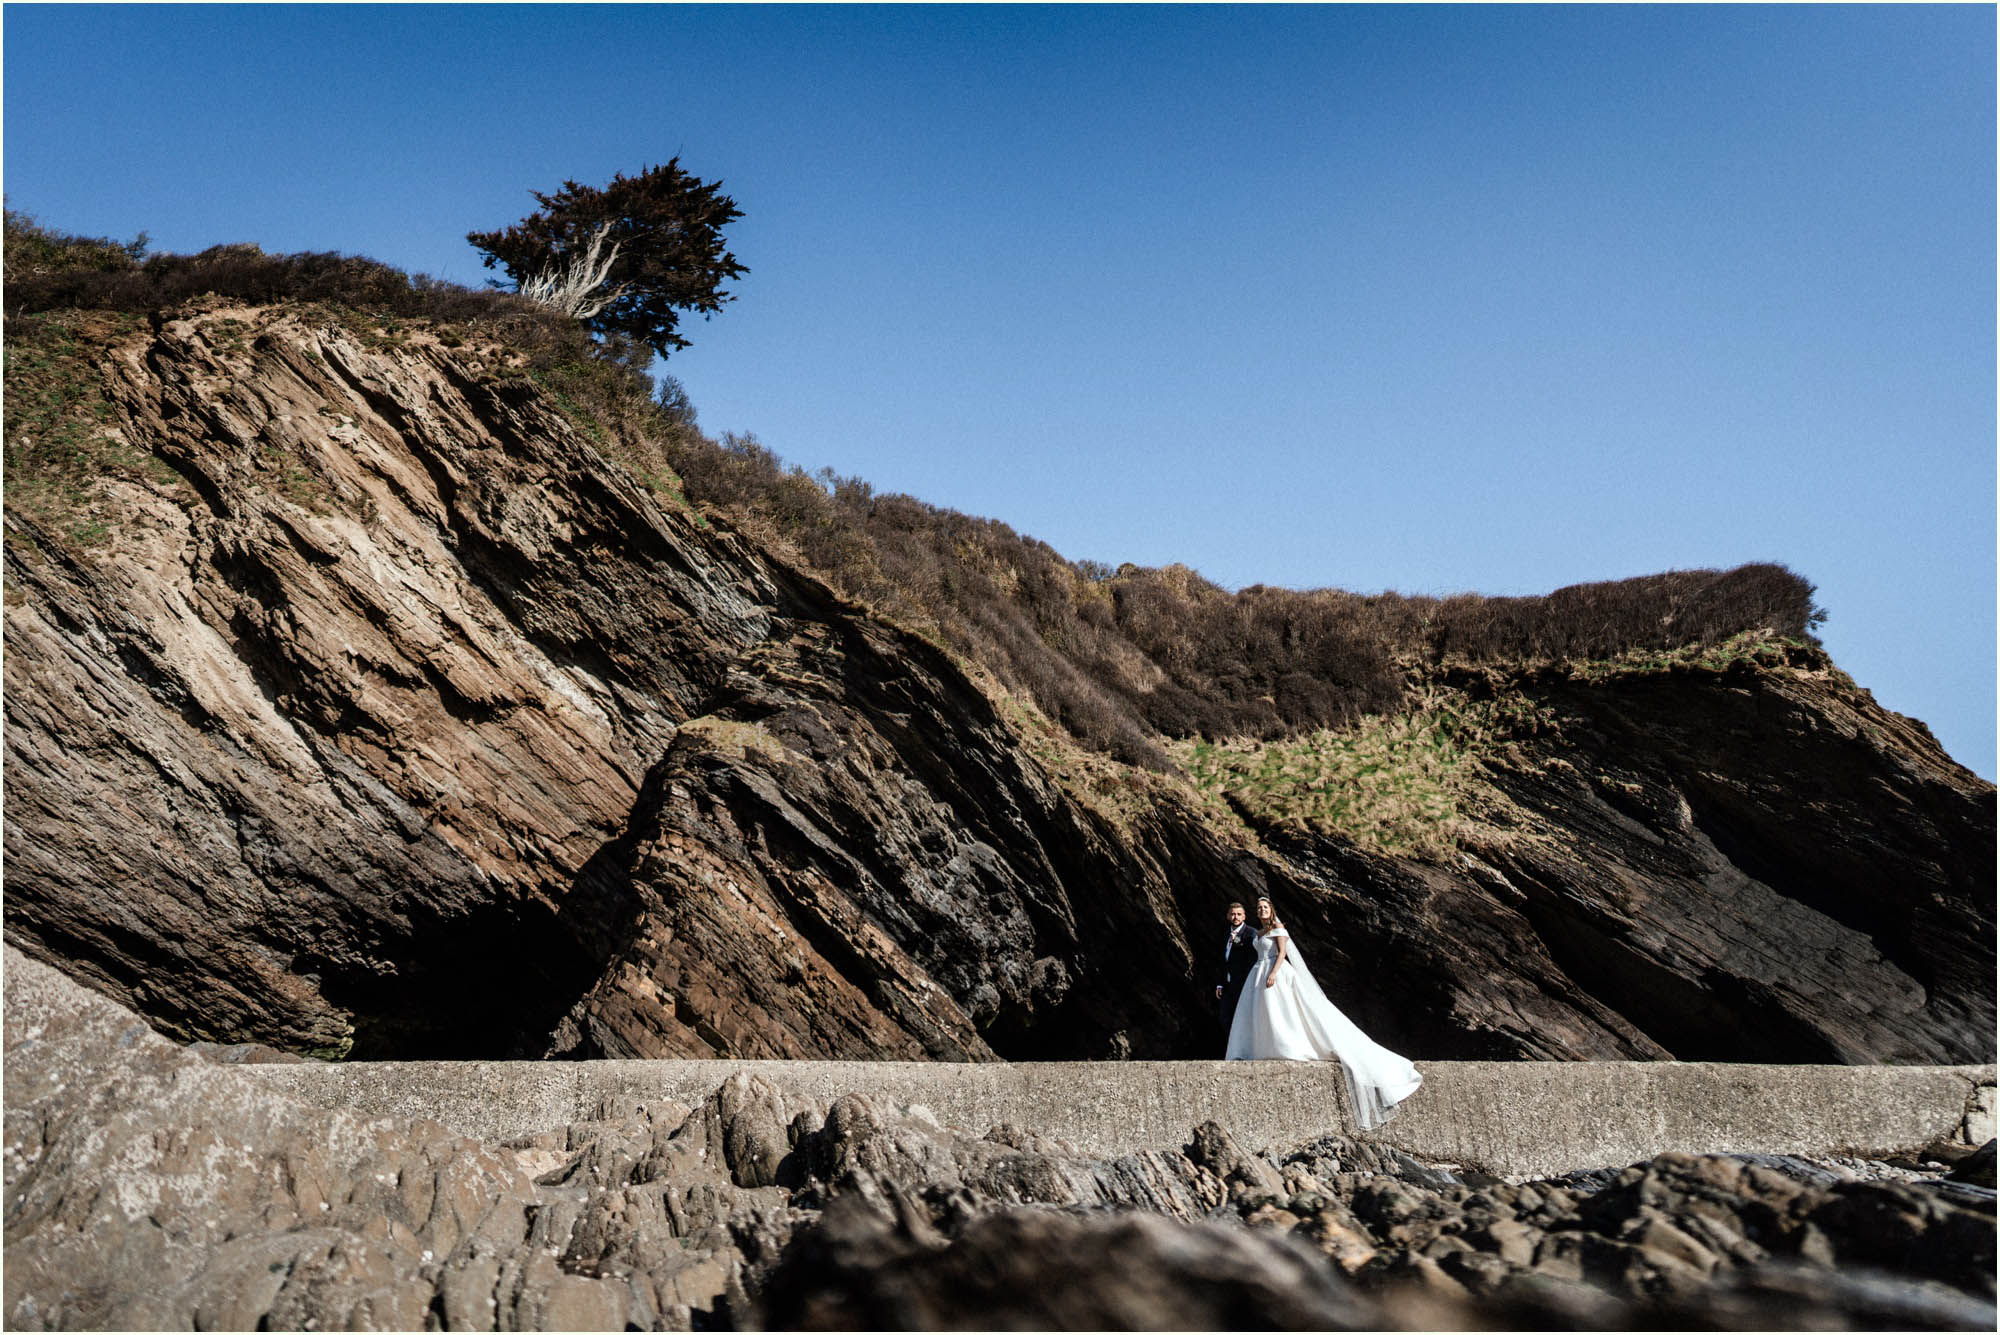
[1225,896,1423,1131]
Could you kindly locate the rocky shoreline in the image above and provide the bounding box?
[5,950,1992,1331]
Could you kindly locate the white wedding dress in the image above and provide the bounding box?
[1224,927,1423,1130]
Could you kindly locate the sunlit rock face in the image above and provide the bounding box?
[3,301,1991,1065]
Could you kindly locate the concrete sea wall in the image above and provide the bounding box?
[246,1057,1995,1177]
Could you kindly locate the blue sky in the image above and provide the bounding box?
[6,5,1993,777]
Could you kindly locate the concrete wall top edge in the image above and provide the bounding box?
[233,1058,1992,1178]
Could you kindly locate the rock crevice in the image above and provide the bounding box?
[3,302,1991,1066]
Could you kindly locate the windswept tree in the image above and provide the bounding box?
[468,160,746,362]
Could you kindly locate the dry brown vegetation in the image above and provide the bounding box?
[5,217,1825,778]
[667,429,1821,767]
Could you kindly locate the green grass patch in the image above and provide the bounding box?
[1170,692,1551,860]
[1561,629,1815,682]
[523,357,703,517]
[3,309,173,549]
[528,363,611,445]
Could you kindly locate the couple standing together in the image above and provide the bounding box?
[1215,897,1423,1131]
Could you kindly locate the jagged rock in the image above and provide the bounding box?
[1295,1206,1382,1274]
[753,1196,1388,1331]
[1720,1152,1853,1189]
[1947,1139,1996,1188]
[0,952,1242,1328]
[1187,1119,1284,1202]
[1664,1261,1998,1332]
[1271,659,1996,1063]
[5,952,1994,1331]
[3,301,1991,1067]
[1802,1180,1996,1297]
[1,303,1195,1063]
[706,1069,815,1189]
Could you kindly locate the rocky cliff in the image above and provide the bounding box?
[4,299,1992,1066]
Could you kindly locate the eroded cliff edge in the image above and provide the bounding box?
[4,301,1992,1064]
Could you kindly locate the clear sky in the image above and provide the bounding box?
[5,4,1993,778]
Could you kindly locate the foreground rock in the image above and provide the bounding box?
[7,951,1992,1331]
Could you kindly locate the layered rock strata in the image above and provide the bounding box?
[3,301,1992,1064]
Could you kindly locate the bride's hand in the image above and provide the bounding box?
[1264,972,1278,988]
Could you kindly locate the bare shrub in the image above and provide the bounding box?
[3,236,560,337]
[654,406,1820,760]
[1423,565,1821,663]
[4,209,147,279]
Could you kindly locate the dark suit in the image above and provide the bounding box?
[1217,924,1258,1051]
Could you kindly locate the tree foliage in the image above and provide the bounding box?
[466,160,745,361]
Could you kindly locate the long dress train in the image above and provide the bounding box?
[1224,927,1422,1131]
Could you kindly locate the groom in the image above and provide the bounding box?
[1214,901,1257,1055]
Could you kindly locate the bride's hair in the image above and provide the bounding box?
[1254,896,1283,933]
